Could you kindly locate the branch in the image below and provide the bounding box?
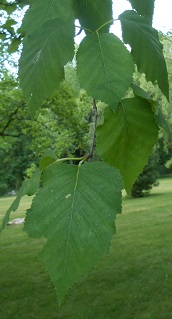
[86,99,98,160]
[0,132,22,138]
[0,104,22,137]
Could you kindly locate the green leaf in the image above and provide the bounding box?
[119,10,169,100]
[128,0,155,23]
[24,161,123,303]
[2,18,17,28]
[77,33,134,111]
[131,84,171,135]
[0,33,6,41]
[131,82,151,100]
[2,26,15,36]
[22,0,73,35]
[0,169,41,234]
[73,0,112,33]
[153,104,171,137]
[40,155,57,172]
[96,97,159,193]
[19,18,75,116]
[131,84,171,137]
[7,38,21,53]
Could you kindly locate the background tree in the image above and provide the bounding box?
[0,64,95,193]
[131,155,159,197]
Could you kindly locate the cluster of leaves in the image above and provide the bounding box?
[0,0,171,304]
[0,0,30,53]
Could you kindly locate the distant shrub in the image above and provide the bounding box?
[131,156,159,198]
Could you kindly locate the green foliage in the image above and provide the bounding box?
[0,136,35,191]
[155,138,172,175]
[0,72,37,192]
[0,183,8,196]
[0,1,27,51]
[1,0,171,304]
[0,70,93,192]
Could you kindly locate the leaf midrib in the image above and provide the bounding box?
[62,165,80,284]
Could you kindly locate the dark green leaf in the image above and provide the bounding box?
[131,84,171,136]
[119,10,169,100]
[0,3,17,14]
[77,33,134,111]
[0,33,6,40]
[19,18,75,116]
[0,169,41,234]
[73,0,112,33]
[22,0,73,35]
[153,104,171,137]
[7,38,21,53]
[2,18,17,28]
[96,97,159,193]
[128,0,155,23]
[24,161,123,303]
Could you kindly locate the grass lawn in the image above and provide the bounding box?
[0,177,172,319]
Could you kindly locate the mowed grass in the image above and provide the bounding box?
[0,177,172,319]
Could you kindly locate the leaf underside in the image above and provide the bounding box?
[73,0,113,33]
[22,0,73,35]
[77,33,134,111]
[96,97,159,193]
[128,0,155,23]
[24,161,123,303]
